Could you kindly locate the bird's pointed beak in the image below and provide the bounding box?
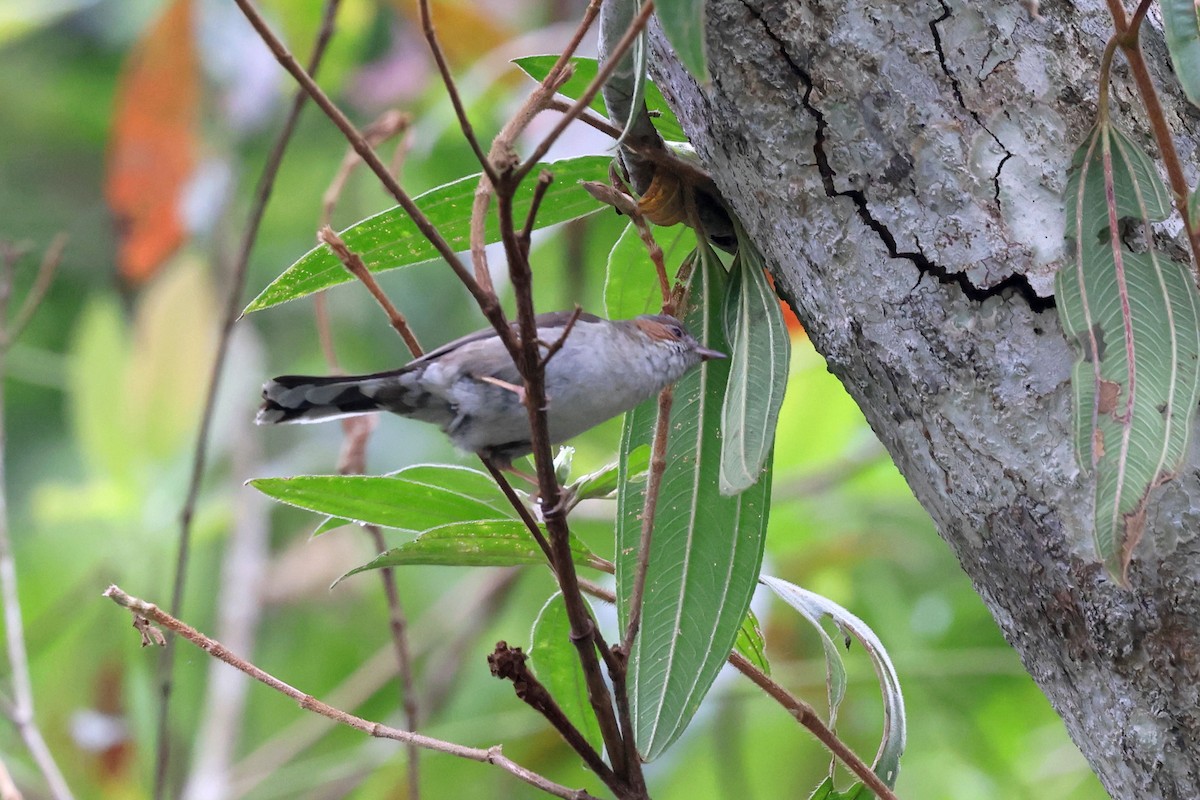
[696,346,727,361]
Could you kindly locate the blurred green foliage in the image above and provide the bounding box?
[0,1,1104,798]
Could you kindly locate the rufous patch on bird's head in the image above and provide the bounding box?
[633,315,687,342]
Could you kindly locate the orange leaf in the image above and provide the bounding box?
[763,269,805,337]
[105,0,199,284]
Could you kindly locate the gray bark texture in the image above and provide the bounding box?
[648,1,1200,798]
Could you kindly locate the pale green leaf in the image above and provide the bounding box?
[1163,0,1200,109]
[529,592,604,754]
[763,575,906,789]
[617,240,770,760]
[245,155,612,312]
[655,0,709,81]
[1057,122,1200,583]
[720,230,790,494]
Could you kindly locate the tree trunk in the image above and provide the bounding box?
[649,1,1200,797]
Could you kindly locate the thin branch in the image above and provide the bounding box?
[321,110,411,229]
[230,0,510,335]
[488,643,619,793]
[579,580,902,800]
[0,242,73,800]
[416,0,497,184]
[231,569,522,796]
[727,652,901,800]
[516,0,656,181]
[545,99,623,139]
[155,6,341,795]
[493,180,633,784]
[102,586,600,800]
[538,306,583,369]
[0,756,20,800]
[519,170,556,257]
[318,227,424,357]
[620,385,674,654]
[1105,0,1200,279]
[5,235,65,347]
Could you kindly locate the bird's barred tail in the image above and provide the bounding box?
[256,374,389,424]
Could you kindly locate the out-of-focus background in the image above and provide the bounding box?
[0,0,1104,797]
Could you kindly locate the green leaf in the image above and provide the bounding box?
[616,240,770,760]
[249,465,515,533]
[336,519,597,581]
[733,609,770,675]
[604,221,667,320]
[807,778,867,800]
[1163,0,1200,110]
[566,444,652,502]
[1057,122,1200,584]
[512,55,688,142]
[762,575,906,789]
[529,592,604,754]
[655,0,709,82]
[720,230,790,494]
[244,155,612,312]
[1189,184,1200,231]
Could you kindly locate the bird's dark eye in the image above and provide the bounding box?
[669,325,683,338]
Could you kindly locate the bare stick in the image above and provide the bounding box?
[0,243,72,799]
[231,569,522,796]
[155,6,342,794]
[518,170,556,257]
[538,306,583,369]
[488,643,619,793]
[230,0,511,336]
[1105,0,1200,279]
[318,227,424,357]
[103,586,600,800]
[0,757,20,800]
[321,110,410,229]
[579,580,902,800]
[619,385,674,654]
[417,0,497,183]
[5,234,65,347]
[517,1,656,181]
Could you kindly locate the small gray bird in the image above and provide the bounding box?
[257,311,724,466]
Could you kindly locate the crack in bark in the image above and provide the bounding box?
[740,2,1053,311]
[929,0,1014,210]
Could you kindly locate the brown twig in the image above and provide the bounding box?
[156,6,342,796]
[1105,0,1200,280]
[538,306,583,369]
[0,242,72,800]
[320,110,411,229]
[230,569,523,797]
[417,0,497,184]
[516,0,656,181]
[230,0,511,340]
[318,227,425,357]
[578,580,902,800]
[488,643,619,793]
[519,170,556,257]
[103,585,600,800]
[494,184,632,781]
[619,385,674,654]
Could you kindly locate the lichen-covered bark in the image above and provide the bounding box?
[649,1,1200,797]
